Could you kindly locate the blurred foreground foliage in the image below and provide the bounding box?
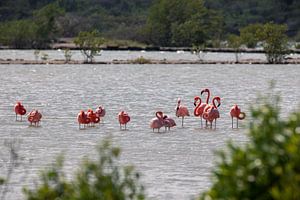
[201,95,300,199]
[23,140,145,200]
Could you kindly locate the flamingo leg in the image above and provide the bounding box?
[182,117,184,127]
[120,123,122,130]
[215,119,217,129]
[200,117,203,128]
[125,123,127,130]
[21,115,22,121]
[237,118,239,128]
[15,114,17,121]
[153,128,154,132]
[232,117,234,128]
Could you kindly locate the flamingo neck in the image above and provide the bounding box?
[206,90,210,104]
[212,98,217,108]
[156,112,163,120]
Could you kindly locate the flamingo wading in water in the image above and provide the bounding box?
[118,111,130,130]
[14,101,26,121]
[150,111,165,132]
[87,109,100,126]
[175,98,190,127]
[203,96,221,129]
[230,104,246,128]
[95,105,106,122]
[163,115,176,131]
[77,110,90,130]
[27,109,42,127]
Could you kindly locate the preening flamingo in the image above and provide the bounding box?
[77,110,90,130]
[175,98,190,127]
[27,109,42,126]
[230,104,246,128]
[163,115,176,131]
[150,111,165,132]
[95,106,106,122]
[14,101,26,121]
[87,109,100,126]
[203,96,221,129]
[118,111,130,130]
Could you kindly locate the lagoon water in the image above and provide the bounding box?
[0,50,300,199]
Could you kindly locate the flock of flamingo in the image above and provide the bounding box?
[14,88,246,132]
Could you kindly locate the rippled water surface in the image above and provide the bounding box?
[0,60,299,199]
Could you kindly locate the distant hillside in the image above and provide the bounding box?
[0,0,299,43]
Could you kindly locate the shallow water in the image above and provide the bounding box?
[0,62,299,200]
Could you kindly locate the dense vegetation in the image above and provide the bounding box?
[0,0,299,48]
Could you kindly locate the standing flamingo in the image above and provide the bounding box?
[163,115,176,131]
[150,111,165,132]
[203,96,221,129]
[194,96,205,127]
[77,110,90,130]
[14,101,26,121]
[118,111,130,130]
[199,88,211,127]
[230,104,246,128]
[175,98,190,127]
[87,109,100,126]
[95,105,106,122]
[27,109,42,127]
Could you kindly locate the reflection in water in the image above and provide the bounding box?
[0,63,299,200]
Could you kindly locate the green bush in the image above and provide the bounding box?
[131,56,151,64]
[200,95,300,199]
[23,140,145,200]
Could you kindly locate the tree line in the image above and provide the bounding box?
[0,0,299,49]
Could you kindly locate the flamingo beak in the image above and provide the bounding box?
[194,102,196,107]
[217,102,221,107]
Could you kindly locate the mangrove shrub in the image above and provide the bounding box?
[24,140,145,200]
[200,96,300,199]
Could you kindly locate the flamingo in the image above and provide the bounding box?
[203,96,221,129]
[77,110,90,130]
[193,96,205,127]
[175,98,190,127]
[95,105,106,122]
[14,101,26,121]
[87,109,100,126]
[230,104,246,128]
[27,109,42,127]
[118,111,130,130]
[150,111,165,132]
[163,115,176,131]
[199,88,211,127]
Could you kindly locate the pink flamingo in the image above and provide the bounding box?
[203,96,221,129]
[175,98,190,127]
[14,101,26,121]
[163,115,176,131]
[95,105,106,122]
[118,111,130,130]
[150,111,165,132]
[87,109,100,126]
[77,110,90,130]
[230,104,246,128]
[193,96,205,127]
[27,109,42,127]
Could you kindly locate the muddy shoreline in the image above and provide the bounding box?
[1,58,299,65]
